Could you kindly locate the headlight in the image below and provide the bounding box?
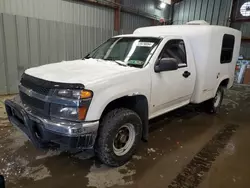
[55,89,93,99]
[50,104,88,121]
[51,89,93,121]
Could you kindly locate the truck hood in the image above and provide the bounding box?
[25,59,138,87]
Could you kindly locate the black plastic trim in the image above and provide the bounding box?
[21,73,85,90]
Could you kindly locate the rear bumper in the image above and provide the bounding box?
[5,97,99,150]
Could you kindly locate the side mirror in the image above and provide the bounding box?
[154,58,178,73]
[0,175,5,188]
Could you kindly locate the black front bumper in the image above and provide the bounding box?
[5,98,98,150]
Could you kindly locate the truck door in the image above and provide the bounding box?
[150,38,196,118]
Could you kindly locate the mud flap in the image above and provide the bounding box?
[134,97,149,142]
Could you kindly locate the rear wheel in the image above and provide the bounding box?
[95,108,142,167]
[204,86,224,114]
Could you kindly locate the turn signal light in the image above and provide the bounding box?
[80,90,93,99]
[78,107,88,120]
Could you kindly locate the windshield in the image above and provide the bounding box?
[86,37,161,68]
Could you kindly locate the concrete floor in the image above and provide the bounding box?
[0,85,250,188]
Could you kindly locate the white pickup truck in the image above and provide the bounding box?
[5,22,241,167]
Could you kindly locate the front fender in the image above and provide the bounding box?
[85,87,150,121]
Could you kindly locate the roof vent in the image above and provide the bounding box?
[186,20,210,25]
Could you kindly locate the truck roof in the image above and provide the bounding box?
[113,34,163,38]
[115,25,241,38]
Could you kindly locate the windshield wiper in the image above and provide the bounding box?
[113,60,127,67]
[105,58,127,67]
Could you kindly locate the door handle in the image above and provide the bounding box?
[183,71,191,78]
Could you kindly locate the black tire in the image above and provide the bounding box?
[204,86,224,114]
[95,108,142,167]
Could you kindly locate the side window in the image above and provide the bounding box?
[160,39,187,67]
[221,34,235,64]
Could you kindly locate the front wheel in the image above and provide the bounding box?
[95,108,142,167]
[204,86,224,114]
